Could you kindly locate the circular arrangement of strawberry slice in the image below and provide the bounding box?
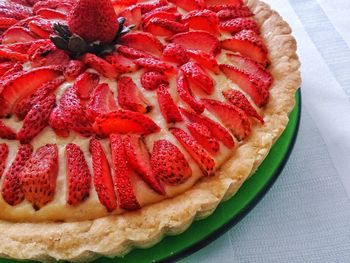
[0,0,273,214]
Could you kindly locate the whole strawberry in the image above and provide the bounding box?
[68,0,119,44]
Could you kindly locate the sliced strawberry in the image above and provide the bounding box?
[0,2,32,20]
[28,18,53,39]
[20,144,58,210]
[49,106,70,137]
[117,45,152,59]
[89,138,117,212]
[216,5,252,21]
[81,53,119,79]
[135,57,174,72]
[66,143,91,206]
[170,127,215,175]
[0,48,28,62]
[105,53,139,73]
[219,17,259,34]
[93,110,160,136]
[2,26,37,44]
[143,10,181,25]
[181,108,235,148]
[0,62,15,76]
[151,139,192,185]
[110,134,140,211]
[1,144,33,206]
[0,120,16,140]
[0,66,62,117]
[0,17,18,30]
[64,60,87,81]
[119,32,164,57]
[141,70,168,91]
[205,0,243,6]
[86,83,118,121]
[220,64,269,107]
[112,0,137,4]
[180,62,214,94]
[32,0,74,13]
[117,76,151,114]
[17,94,56,143]
[0,62,23,85]
[187,122,219,155]
[14,77,64,120]
[141,5,177,17]
[157,84,182,123]
[36,8,67,19]
[176,73,204,114]
[144,17,188,36]
[74,72,100,100]
[223,89,264,123]
[221,30,268,65]
[187,49,220,74]
[0,41,35,54]
[226,53,273,89]
[137,0,167,14]
[202,99,251,141]
[182,9,219,35]
[168,0,205,12]
[170,31,220,55]
[0,143,9,178]
[119,5,141,28]
[124,135,165,195]
[162,43,189,65]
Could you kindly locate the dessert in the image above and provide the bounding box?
[0,0,301,261]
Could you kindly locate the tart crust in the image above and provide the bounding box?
[0,0,301,261]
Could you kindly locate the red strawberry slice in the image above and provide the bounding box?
[205,0,243,6]
[0,143,9,178]
[74,72,100,100]
[119,32,164,57]
[162,43,189,65]
[105,53,139,73]
[176,73,204,114]
[36,8,67,19]
[0,66,62,117]
[216,5,252,21]
[170,31,220,55]
[226,53,273,89]
[223,89,264,123]
[17,94,56,143]
[221,29,268,65]
[81,53,119,79]
[0,1,32,20]
[66,143,92,206]
[1,144,33,206]
[0,41,36,54]
[0,120,16,140]
[182,9,219,35]
[0,63,23,87]
[141,5,178,17]
[29,41,70,67]
[143,10,181,25]
[14,77,64,120]
[157,84,182,123]
[186,50,220,74]
[2,26,37,44]
[168,0,205,12]
[87,83,118,121]
[28,18,54,39]
[64,60,87,81]
[32,0,74,13]
[124,135,165,195]
[117,45,152,59]
[141,70,169,91]
[117,76,151,114]
[0,17,18,30]
[0,62,15,76]
[137,0,167,14]
[219,17,259,34]
[187,122,219,155]
[119,5,141,28]
[151,139,192,185]
[89,138,117,212]
[93,110,160,136]
[110,134,140,211]
[220,64,269,107]
[180,62,214,94]
[0,48,28,62]
[202,99,251,141]
[144,17,188,36]
[170,127,215,175]
[180,108,235,148]
[135,57,174,72]
[20,144,58,210]
[49,107,70,137]
[68,0,118,44]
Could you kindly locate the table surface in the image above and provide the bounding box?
[180,0,350,262]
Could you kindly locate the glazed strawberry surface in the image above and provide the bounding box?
[0,0,273,221]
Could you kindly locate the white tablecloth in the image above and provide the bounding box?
[180,0,350,262]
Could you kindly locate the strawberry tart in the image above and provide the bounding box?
[0,0,300,261]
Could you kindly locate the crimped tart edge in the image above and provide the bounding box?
[0,0,301,261]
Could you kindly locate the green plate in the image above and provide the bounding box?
[0,92,301,263]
